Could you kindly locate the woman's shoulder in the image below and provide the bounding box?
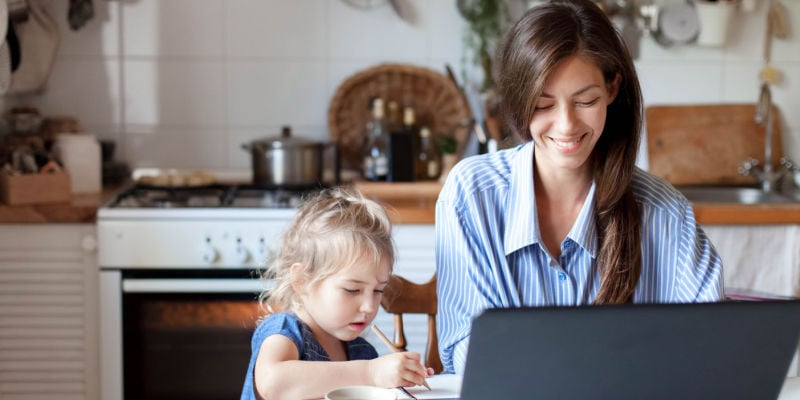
[441,145,523,199]
[630,168,692,216]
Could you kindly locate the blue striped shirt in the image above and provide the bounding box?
[435,142,724,374]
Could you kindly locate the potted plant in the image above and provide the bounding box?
[436,133,459,183]
[457,0,511,92]
[457,0,512,144]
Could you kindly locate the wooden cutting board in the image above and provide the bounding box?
[646,104,782,186]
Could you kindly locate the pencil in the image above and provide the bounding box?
[371,324,432,391]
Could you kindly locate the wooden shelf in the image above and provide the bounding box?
[353,181,442,200]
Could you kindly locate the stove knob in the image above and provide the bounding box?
[202,238,219,264]
[257,237,271,263]
[234,238,251,264]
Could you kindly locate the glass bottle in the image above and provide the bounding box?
[386,100,402,135]
[415,126,441,181]
[388,106,416,182]
[362,98,389,181]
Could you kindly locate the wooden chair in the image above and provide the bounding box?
[380,274,443,374]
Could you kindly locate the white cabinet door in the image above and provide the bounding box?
[703,225,800,298]
[393,224,437,283]
[0,224,99,400]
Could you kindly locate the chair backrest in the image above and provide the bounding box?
[380,274,443,374]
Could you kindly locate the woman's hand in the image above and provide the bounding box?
[368,352,432,388]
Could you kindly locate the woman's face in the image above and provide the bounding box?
[528,55,619,176]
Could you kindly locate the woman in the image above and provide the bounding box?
[436,0,723,374]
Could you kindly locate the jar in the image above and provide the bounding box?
[53,133,101,193]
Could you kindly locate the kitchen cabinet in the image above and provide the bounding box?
[0,224,99,400]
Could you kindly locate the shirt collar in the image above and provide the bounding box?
[503,142,598,258]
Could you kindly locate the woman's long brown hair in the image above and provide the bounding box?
[497,0,642,304]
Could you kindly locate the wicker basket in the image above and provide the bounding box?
[328,63,472,170]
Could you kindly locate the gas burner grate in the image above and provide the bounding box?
[107,184,326,209]
[110,185,229,208]
[225,184,324,208]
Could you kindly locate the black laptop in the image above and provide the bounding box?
[460,301,800,400]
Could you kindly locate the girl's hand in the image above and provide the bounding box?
[368,352,431,388]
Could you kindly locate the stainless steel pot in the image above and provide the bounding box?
[242,126,338,187]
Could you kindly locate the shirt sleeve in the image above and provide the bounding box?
[253,313,304,355]
[435,176,514,374]
[241,314,304,400]
[675,201,725,302]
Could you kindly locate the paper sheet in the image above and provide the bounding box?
[395,374,462,399]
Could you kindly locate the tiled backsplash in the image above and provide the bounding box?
[4,0,800,171]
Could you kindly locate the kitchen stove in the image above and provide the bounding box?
[98,183,321,268]
[97,178,322,400]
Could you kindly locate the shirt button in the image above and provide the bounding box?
[558,272,567,281]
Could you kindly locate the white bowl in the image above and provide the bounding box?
[325,385,396,400]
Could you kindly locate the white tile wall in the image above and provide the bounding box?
[226,0,328,59]
[122,0,225,57]
[4,0,800,169]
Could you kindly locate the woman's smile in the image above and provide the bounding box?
[548,133,587,153]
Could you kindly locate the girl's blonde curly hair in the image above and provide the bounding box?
[259,186,394,314]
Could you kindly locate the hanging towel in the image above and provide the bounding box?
[0,0,9,95]
[8,0,60,95]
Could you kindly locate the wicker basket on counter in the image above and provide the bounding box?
[328,63,472,170]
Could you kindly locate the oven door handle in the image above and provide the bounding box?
[122,278,274,294]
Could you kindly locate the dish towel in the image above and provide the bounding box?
[9,0,60,94]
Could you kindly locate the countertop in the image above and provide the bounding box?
[2,181,800,225]
[355,181,800,225]
[0,184,125,223]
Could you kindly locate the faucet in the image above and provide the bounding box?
[756,83,773,182]
[738,83,794,192]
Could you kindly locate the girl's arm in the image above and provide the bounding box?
[253,335,429,400]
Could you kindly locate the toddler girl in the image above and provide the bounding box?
[240,187,431,400]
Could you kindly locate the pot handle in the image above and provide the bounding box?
[241,143,250,151]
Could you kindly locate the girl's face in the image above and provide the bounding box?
[296,256,391,344]
[528,55,620,177]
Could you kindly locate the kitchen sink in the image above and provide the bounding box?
[676,186,797,204]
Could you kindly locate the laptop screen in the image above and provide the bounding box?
[460,301,800,400]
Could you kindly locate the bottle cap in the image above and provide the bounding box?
[419,126,431,137]
[373,98,385,118]
[403,107,415,125]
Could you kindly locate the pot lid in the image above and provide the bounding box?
[253,126,324,149]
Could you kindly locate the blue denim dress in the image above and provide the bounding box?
[240,313,378,399]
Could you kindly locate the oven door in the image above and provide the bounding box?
[100,269,270,400]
